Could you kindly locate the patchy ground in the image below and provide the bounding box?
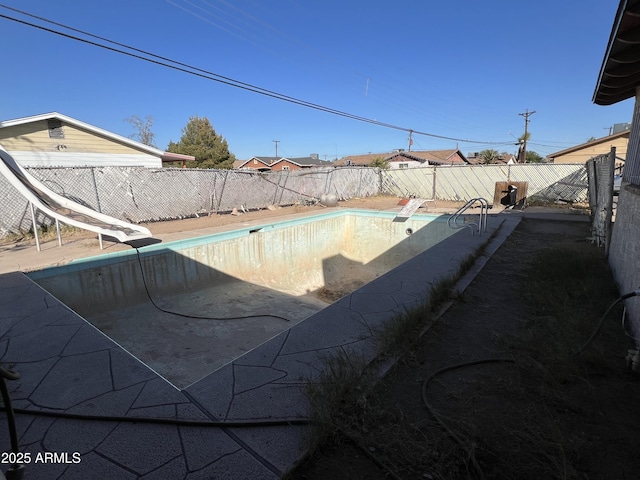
[289,217,640,480]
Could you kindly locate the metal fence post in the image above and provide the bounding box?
[279,171,290,205]
[432,166,437,201]
[216,170,229,212]
[605,147,616,257]
[91,167,102,213]
[324,169,332,195]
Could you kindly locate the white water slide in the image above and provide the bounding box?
[0,146,152,250]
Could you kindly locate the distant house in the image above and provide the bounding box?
[466,152,517,165]
[235,154,333,171]
[548,129,629,166]
[336,149,469,168]
[233,157,274,171]
[0,112,195,168]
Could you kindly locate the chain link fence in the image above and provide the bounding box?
[381,163,587,204]
[585,148,616,253]
[0,166,379,236]
[0,163,587,238]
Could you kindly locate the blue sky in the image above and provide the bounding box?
[1,0,632,161]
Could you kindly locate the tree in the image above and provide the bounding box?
[167,116,236,169]
[369,157,390,169]
[125,115,156,147]
[525,151,545,163]
[479,149,499,164]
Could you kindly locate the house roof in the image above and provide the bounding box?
[0,112,195,164]
[593,0,640,105]
[337,149,468,166]
[466,153,515,165]
[394,149,468,165]
[275,156,333,167]
[235,156,273,169]
[237,156,333,168]
[547,129,630,158]
[334,153,386,166]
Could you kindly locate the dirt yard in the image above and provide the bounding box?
[140,197,466,236]
[289,216,640,480]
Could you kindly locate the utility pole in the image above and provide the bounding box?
[518,109,535,163]
[273,140,280,158]
[408,130,413,152]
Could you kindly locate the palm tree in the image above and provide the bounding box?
[370,157,390,169]
[479,149,499,164]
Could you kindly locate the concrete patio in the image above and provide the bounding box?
[0,205,585,479]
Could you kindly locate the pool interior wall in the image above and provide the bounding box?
[29,209,455,388]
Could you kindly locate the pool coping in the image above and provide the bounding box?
[0,210,522,479]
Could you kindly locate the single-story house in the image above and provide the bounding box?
[233,156,274,171]
[466,152,517,165]
[235,154,333,171]
[593,0,640,339]
[548,129,629,166]
[0,112,195,168]
[336,149,469,168]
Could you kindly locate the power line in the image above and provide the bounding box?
[0,4,511,146]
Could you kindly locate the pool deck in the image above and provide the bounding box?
[0,205,589,479]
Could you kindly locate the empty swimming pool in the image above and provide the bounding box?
[29,209,456,388]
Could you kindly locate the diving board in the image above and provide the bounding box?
[0,146,152,250]
[394,198,426,221]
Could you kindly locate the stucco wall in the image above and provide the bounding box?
[608,91,640,346]
[608,185,640,345]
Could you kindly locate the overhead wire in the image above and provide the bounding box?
[176,0,510,140]
[165,0,247,41]
[0,4,512,146]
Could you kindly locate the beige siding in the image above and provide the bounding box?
[0,120,145,155]
[553,137,628,164]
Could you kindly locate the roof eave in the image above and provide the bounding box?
[594,0,640,105]
[161,152,196,163]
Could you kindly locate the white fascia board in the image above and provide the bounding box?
[9,151,162,168]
